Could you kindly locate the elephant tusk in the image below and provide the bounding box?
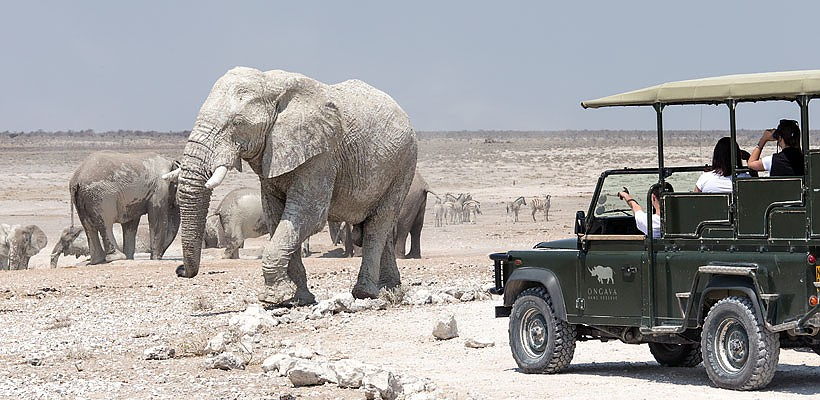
[205,166,228,189]
[162,168,181,182]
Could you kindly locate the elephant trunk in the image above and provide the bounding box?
[176,134,219,278]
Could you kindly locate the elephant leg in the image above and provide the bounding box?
[221,222,242,259]
[394,231,409,260]
[260,218,318,306]
[99,220,125,263]
[353,170,414,299]
[81,221,106,265]
[406,200,426,259]
[258,181,320,307]
[378,230,401,290]
[121,220,139,259]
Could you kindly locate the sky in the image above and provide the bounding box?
[2,0,820,133]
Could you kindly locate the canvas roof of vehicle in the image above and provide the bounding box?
[581,69,820,109]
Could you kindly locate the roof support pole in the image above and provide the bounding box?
[726,100,738,238]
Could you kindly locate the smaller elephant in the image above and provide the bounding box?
[50,225,153,268]
[395,172,432,259]
[50,226,88,268]
[1,223,48,270]
[211,187,268,259]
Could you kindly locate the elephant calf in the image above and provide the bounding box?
[50,225,151,268]
[0,223,48,270]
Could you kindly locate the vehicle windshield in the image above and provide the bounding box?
[593,169,704,218]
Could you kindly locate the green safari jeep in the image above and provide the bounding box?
[490,70,820,391]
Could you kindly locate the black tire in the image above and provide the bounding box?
[812,344,820,356]
[509,287,576,373]
[648,342,702,367]
[701,296,780,390]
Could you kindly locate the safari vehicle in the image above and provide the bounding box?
[490,70,820,391]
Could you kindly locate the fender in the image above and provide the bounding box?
[697,275,765,325]
[503,267,567,321]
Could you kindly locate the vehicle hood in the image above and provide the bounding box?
[533,237,577,250]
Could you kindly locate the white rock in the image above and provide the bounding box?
[270,307,290,317]
[287,360,337,387]
[207,351,246,370]
[350,298,387,312]
[331,292,355,312]
[262,353,293,373]
[459,291,475,302]
[396,374,433,397]
[143,345,175,360]
[432,315,459,340]
[464,338,495,348]
[362,369,400,400]
[410,289,431,305]
[285,346,316,360]
[313,299,335,316]
[204,332,227,355]
[229,304,278,335]
[329,358,366,388]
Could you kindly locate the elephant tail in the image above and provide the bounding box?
[69,182,80,228]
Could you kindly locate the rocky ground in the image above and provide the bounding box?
[0,131,818,399]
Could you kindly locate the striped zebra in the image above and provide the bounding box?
[530,195,551,222]
[432,198,446,227]
[462,199,482,224]
[506,196,527,223]
[444,193,471,224]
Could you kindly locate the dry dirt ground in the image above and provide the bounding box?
[1,131,818,399]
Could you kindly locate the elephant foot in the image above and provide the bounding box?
[378,278,401,291]
[404,252,421,259]
[351,281,379,300]
[258,280,303,307]
[105,251,126,263]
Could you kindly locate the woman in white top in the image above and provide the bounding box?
[695,137,748,193]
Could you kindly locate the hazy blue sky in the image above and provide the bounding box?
[2,1,819,132]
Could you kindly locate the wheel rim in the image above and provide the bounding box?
[713,317,749,373]
[519,307,549,358]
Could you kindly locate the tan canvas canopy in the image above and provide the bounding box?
[581,70,820,109]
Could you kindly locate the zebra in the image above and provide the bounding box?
[444,193,471,224]
[443,201,459,225]
[506,196,527,223]
[531,194,551,222]
[462,199,482,224]
[432,197,446,227]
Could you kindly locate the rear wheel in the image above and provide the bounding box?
[509,287,575,373]
[648,342,702,367]
[701,296,779,390]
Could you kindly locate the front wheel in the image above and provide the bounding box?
[648,342,702,367]
[701,296,780,390]
[509,287,576,373]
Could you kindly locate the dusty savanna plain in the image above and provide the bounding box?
[0,130,818,399]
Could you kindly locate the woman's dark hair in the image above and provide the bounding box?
[710,137,742,177]
[775,119,801,148]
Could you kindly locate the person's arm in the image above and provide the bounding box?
[747,129,775,171]
[618,191,643,214]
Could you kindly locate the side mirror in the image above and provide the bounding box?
[574,210,586,235]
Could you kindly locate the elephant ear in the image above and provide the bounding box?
[23,225,48,256]
[262,74,342,178]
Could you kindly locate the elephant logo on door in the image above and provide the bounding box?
[588,265,614,284]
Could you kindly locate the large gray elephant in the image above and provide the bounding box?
[0,223,48,270]
[70,151,181,264]
[175,67,417,306]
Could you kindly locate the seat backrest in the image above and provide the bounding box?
[663,193,731,238]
